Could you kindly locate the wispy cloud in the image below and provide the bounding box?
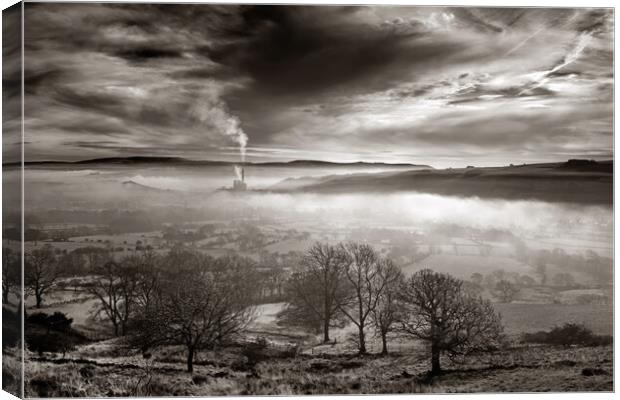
[8,5,612,167]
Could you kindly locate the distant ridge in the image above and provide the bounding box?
[268,159,613,205]
[6,156,433,169]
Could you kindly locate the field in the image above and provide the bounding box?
[495,303,613,336]
[401,254,530,280]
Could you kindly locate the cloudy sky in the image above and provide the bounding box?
[5,4,614,167]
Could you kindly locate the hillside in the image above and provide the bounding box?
[269,160,613,205]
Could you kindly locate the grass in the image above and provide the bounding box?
[16,338,613,396]
[2,347,22,397]
[401,254,531,280]
[495,303,613,336]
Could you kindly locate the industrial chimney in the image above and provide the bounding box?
[232,166,247,191]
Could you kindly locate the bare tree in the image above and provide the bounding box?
[370,258,404,355]
[493,280,519,303]
[552,272,575,288]
[277,272,325,334]
[279,242,350,343]
[2,247,20,304]
[132,251,258,373]
[470,272,483,287]
[209,254,260,345]
[74,246,109,271]
[56,251,84,277]
[87,259,137,336]
[125,249,160,310]
[399,269,504,375]
[338,242,387,354]
[25,245,61,308]
[534,256,548,285]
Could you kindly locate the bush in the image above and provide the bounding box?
[522,323,612,347]
[27,312,50,326]
[27,311,73,332]
[241,337,269,368]
[26,330,78,356]
[26,311,86,356]
[3,307,22,349]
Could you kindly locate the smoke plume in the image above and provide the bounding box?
[193,85,249,162]
[234,165,243,181]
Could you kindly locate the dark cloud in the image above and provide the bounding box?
[207,6,465,99]
[112,47,184,63]
[2,3,23,161]
[24,68,66,94]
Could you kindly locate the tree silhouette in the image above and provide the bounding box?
[399,269,504,375]
[25,245,60,308]
[370,258,404,355]
[280,242,350,343]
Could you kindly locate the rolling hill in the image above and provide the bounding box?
[268,160,613,205]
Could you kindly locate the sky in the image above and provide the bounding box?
[3,5,614,167]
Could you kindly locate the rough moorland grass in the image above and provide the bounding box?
[21,343,613,396]
[2,347,22,397]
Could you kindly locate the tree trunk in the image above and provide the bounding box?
[431,343,441,375]
[381,333,388,355]
[35,292,43,308]
[187,347,194,373]
[323,318,330,343]
[358,326,366,354]
[2,288,8,304]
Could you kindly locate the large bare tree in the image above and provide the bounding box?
[25,245,60,308]
[132,251,258,373]
[280,242,350,343]
[370,258,404,355]
[399,269,504,375]
[87,259,138,336]
[338,242,386,354]
[125,249,160,310]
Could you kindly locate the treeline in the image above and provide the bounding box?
[469,268,591,304]
[2,244,287,310]
[278,242,504,375]
[513,240,612,286]
[13,245,262,373]
[8,241,506,376]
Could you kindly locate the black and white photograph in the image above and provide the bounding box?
[1,2,615,397]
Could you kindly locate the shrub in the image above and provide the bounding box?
[582,368,610,376]
[26,329,79,356]
[241,337,269,368]
[2,307,21,349]
[26,311,86,356]
[27,311,73,332]
[26,312,50,326]
[522,323,612,347]
[46,312,73,331]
